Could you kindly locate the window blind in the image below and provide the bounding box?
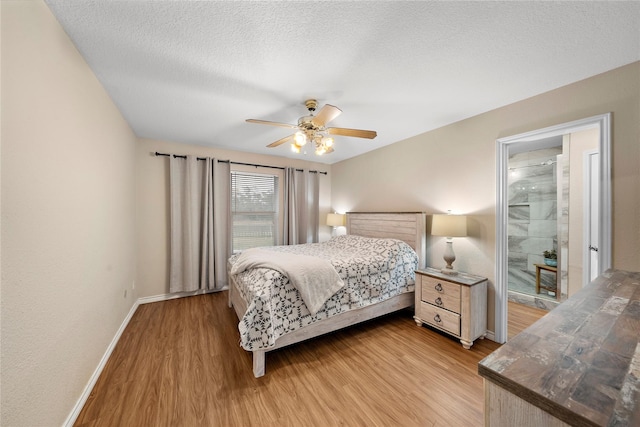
[231,171,279,252]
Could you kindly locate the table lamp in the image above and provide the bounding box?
[431,213,467,275]
[327,213,345,236]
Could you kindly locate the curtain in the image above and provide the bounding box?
[169,156,230,293]
[283,168,319,245]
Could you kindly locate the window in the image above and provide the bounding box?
[231,171,279,252]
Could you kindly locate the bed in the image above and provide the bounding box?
[228,212,426,377]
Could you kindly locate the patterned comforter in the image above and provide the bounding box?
[229,235,418,351]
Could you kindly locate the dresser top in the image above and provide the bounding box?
[416,267,486,286]
[478,269,640,427]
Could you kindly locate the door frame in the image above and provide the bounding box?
[494,113,611,343]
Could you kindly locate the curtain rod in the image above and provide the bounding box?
[154,152,327,175]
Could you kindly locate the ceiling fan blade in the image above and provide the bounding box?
[312,104,342,127]
[246,119,298,129]
[267,134,294,148]
[327,127,377,139]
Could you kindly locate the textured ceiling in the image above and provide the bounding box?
[45,1,639,164]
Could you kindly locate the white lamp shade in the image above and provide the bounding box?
[326,213,345,227]
[431,214,467,237]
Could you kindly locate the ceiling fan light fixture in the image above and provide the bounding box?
[248,99,376,156]
[294,131,307,146]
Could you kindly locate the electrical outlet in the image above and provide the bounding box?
[124,289,128,298]
[132,280,135,290]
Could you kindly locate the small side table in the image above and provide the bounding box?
[414,268,487,349]
[534,263,558,300]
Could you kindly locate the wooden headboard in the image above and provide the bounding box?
[346,212,426,268]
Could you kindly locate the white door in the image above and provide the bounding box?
[584,150,599,285]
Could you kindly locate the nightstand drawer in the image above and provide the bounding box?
[418,301,461,336]
[421,277,461,312]
[422,282,460,314]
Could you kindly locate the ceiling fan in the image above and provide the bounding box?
[246,99,377,155]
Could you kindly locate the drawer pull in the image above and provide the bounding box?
[434,283,443,292]
[434,314,442,323]
[435,297,443,306]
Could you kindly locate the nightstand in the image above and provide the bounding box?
[414,267,487,349]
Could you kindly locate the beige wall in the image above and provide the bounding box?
[135,138,332,299]
[1,2,137,425]
[332,61,640,332]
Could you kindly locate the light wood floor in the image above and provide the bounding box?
[75,293,545,427]
[507,300,549,339]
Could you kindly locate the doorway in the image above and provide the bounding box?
[494,114,612,343]
[506,144,562,308]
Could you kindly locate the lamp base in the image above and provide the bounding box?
[441,240,459,275]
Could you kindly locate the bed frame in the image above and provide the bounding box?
[228,212,426,377]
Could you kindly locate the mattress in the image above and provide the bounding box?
[228,235,418,351]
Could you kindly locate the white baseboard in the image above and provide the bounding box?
[137,288,219,305]
[63,299,140,427]
[484,330,496,342]
[63,288,225,426]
